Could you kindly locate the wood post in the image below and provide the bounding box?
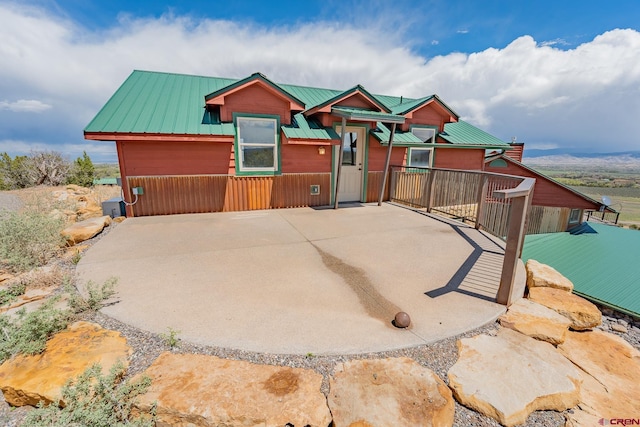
[378,122,397,206]
[475,175,488,229]
[334,117,347,209]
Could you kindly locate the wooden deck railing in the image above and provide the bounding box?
[390,166,534,305]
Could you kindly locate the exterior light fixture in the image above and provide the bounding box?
[318,146,326,155]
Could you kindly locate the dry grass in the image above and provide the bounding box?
[15,265,68,290]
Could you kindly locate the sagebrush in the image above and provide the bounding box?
[67,277,118,313]
[0,209,65,272]
[0,282,26,306]
[0,297,71,363]
[23,361,155,427]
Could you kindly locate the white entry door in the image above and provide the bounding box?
[337,126,365,202]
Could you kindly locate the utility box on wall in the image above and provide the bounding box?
[102,197,126,218]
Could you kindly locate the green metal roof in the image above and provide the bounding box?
[390,94,459,118]
[85,70,504,147]
[370,123,423,144]
[282,113,340,140]
[522,223,640,316]
[440,120,509,146]
[85,70,237,136]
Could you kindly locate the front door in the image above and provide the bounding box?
[337,126,365,202]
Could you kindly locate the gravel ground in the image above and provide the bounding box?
[1,203,639,426]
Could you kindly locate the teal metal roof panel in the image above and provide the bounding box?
[282,113,340,140]
[523,223,640,316]
[370,123,423,144]
[440,121,509,146]
[85,70,237,136]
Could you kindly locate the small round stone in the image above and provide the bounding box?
[394,312,411,328]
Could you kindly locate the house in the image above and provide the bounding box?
[85,70,510,217]
[484,149,616,233]
[522,222,640,317]
[85,69,612,229]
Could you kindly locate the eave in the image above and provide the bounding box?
[84,132,234,143]
[304,85,391,116]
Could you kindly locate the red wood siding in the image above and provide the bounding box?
[402,103,449,132]
[504,143,524,162]
[220,84,291,124]
[281,144,331,173]
[118,140,232,176]
[335,94,377,109]
[485,160,600,209]
[367,139,405,171]
[433,148,485,170]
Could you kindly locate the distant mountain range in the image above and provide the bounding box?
[523,149,640,159]
[521,150,640,171]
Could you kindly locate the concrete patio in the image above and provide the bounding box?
[77,203,513,355]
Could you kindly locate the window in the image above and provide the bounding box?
[408,148,432,167]
[342,132,358,166]
[236,116,278,173]
[569,209,581,224]
[411,126,437,143]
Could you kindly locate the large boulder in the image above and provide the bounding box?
[447,327,581,427]
[499,298,572,344]
[61,215,111,245]
[135,352,331,427]
[559,330,640,420]
[328,357,454,427]
[0,322,131,407]
[525,259,574,292]
[528,287,602,330]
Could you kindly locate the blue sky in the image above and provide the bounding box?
[1,0,639,162]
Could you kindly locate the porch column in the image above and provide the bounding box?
[334,117,347,209]
[378,122,397,206]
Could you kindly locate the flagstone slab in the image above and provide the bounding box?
[135,352,331,427]
[448,328,581,427]
[528,287,601,330]
[499,298,572,344]
[328,357,454,427]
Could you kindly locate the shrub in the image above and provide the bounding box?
[67,277,118,313]
[67,151,95,188]
[0,209,65,272]
[0,297,71,363]
[0,152,32,189]
[0,282,26,306]
[159,327,180,348]
[26,150,70,186]
[22,361,155,427]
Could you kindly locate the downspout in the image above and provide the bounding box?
[378,122,397,206]
[334,117,347,209]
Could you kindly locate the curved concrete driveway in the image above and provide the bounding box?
[77,203,507,355]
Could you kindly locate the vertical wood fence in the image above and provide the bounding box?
[127,173,331,216]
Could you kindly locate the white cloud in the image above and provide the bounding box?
[539,38,570,47]
[457,29,469,34]
[1,2,639,157]
[0,99,52,112]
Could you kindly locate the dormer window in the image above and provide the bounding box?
[410,126,437,143]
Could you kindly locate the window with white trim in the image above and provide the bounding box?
[407,147,432,167]
[236,117,278,173]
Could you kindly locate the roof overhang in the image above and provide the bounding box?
[84,132,234,143]
[204,73,305,111]
[304,85,392,116]
[331,106,405,124]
